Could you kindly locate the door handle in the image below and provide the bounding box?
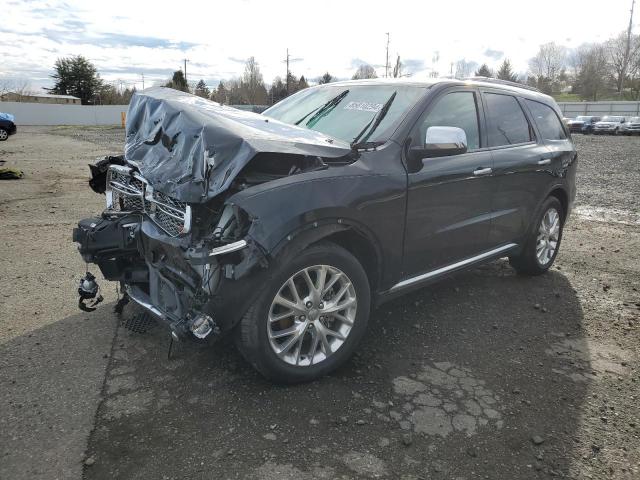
[473,167,492,176]
[538,158,552,165]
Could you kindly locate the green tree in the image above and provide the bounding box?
[474,64,493,77]
[318,72,334,84]
[194,79,210,98]
[496,59,518,82]
[47,55,103,105]
[297,75,309,90]
[165,70,189,92]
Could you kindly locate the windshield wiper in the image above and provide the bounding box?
[350,91,397,150]
[294,89,350,127]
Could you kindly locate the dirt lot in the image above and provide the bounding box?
[1,127,638,480]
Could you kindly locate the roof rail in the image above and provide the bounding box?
[463,76,542,93]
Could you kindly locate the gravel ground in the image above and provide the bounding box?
[0,127,638,480]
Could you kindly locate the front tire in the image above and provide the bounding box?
[236,242,370,384]
[0,128,8,141]
[509,197,564,276]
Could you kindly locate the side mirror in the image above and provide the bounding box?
[409,126,468,161]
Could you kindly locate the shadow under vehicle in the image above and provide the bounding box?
[73,79,577,383]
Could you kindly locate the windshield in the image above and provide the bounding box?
[601,116,624,122]
[263,85,427,144]
[628,117,640,122]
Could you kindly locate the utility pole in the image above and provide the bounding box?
[183,58,189,84]
[141,73,145,90]
[622,0,636,96]
[285,48,290,94]
[385,33,390,78]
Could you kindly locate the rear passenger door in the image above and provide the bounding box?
[481,91,552,246]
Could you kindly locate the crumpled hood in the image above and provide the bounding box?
[124,87,351,203]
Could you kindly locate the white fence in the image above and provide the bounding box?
[0,101,127,126]
[558,101,640,117]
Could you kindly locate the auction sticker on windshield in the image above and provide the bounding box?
[344,101,383,112]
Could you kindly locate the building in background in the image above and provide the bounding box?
[0,92,81,104]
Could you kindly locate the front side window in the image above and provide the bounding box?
[263,85,427,145]
[525,100,567,141]
[415,91,480,150]
[484,93,533,147]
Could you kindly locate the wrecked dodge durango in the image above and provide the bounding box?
[74,79,576,383]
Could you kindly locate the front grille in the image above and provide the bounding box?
[107,166,145,212]
[147,190,190,237]
[105,165,191,237]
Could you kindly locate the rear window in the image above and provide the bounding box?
[484,93,533,147]
[525,100,567,141]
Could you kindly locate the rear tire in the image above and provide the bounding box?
[509,196,564,276]
[236,241,370,384]
[0,128,8,141]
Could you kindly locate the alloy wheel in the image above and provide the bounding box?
[267,264,357,367]
[0,129,8,141]
[536,207,560,266]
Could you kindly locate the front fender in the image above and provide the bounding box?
[228,172,406,287]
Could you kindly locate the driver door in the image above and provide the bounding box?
[401,88,495,278]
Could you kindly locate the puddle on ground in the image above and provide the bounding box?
[574,205,640,225]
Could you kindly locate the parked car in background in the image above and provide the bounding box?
[567,115,600,134]
[0,112,17,141]
[593,116,626,135]
[620,116,640,135]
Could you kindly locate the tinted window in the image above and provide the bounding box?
[484,93,532,147]
[526,100,567,140]
[417,91,480,150]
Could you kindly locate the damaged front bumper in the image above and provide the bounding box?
[73,164,266,341]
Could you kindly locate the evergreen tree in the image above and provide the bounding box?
[165,70,189,92]
[298,75,309,90]
[194,79,210,98]
[474,64,493,77]
[47,55,103,105]
[268,77,287,104]
[496,59,518,82]
[212,81,227,104]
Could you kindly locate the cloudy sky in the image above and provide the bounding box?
[1,0,636,92]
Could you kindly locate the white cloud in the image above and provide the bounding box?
[1,0,633,91]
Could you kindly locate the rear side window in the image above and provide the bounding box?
[526,100,567,140]
[484,93,533,147]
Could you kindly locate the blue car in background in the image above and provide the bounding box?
[567,115,600,134]
[0,112,17,141]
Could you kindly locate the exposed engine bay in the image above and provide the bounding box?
[73,87,354,342]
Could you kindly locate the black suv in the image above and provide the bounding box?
[73,79,577,383]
